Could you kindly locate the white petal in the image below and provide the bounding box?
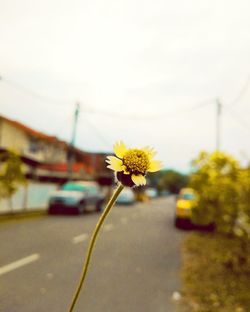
[148,160,162,172]
[106,156,123,171]
[131,174,147,186]
[106,156,114,164]
[113,141,127,158]
[143,146,157,158]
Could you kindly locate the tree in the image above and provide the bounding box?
[189,150,250,267]
[147,170,166,190]
[157,169,188,194]
[189,151,240,233]
[0,150,26,210]
[235,168,250,240]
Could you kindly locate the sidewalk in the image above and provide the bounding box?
[0,209,46,223]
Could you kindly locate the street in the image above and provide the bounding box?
[0,196,185,312]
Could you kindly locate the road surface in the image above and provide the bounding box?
[0,196,185,312]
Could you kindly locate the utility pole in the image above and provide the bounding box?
[71,102,80,146]
[68,102,80,178]
[216,98,222,151]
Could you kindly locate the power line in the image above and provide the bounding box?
[0,74,215,121]
[223,107,250,133]
[82,98,215,121]
[0,75,70,106]
[50,113,74,137]
[227,75,250,108]
[78,115,111,150]
[2,70,250,122]
[81,104,151,120]
[76,99,215,150]
[154,98,215,120]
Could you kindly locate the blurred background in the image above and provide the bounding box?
[1,0,250,171]
[1,1,250,311]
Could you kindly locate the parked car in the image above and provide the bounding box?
[145,188,158,199]
[48,181,105,215]
[116,188,135,205]
[160,190,170,197]
[174,188,196,228]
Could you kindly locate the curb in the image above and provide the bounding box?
[0,210,47,223]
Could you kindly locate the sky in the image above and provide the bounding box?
[1,0,250,172]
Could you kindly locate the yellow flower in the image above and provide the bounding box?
[106,141,162,187]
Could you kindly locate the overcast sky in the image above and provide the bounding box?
[1,0,250,172]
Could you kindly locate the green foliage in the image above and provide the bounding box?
[189,150,250,268]
[182,232,250,312]
[236,168,250,240]
[146,170,166,190]
[189,151,242,233]
[182,152,250,310]
[158,169,188,194]
[0,150,26,199]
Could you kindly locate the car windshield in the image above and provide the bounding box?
[180,193,195,200]
[61,183,88,192]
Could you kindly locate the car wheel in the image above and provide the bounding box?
[78,202,85,214]
[96,201,103,212]
[174,217,182,228]
[48,206,55,215]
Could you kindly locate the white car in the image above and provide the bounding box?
[116,188,135,205]
[145,188,158,199]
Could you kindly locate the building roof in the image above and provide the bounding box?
[0,115,111,157]
[0,115,67,147]
[0,115,111,173]
[39,162,94,174]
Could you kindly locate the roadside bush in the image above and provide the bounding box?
[236,168,250,240]
[189,151,250,267]
[0,150,26,209]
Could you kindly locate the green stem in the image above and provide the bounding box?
[68,183,124,312]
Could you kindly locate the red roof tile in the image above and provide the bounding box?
[0,115,67,147]
[39,162,94,174]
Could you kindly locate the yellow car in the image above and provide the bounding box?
[175,188,196,228]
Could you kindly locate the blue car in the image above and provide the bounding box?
[48,181,105,214]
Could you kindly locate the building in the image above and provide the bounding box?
[0,115,113,185]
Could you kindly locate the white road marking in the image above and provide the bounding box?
[0,253,40,277]
[72,233,89,244]
[103,223,114,232]
[172,291,182,301]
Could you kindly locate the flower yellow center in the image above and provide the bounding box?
[123,149,150,174]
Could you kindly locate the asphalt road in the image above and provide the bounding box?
[0,196,185,312]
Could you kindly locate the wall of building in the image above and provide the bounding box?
[39,141,67,163]
[24,137,67,163]
[0,119,29,153]
[0,119,67,163]
[0,182,58,213]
